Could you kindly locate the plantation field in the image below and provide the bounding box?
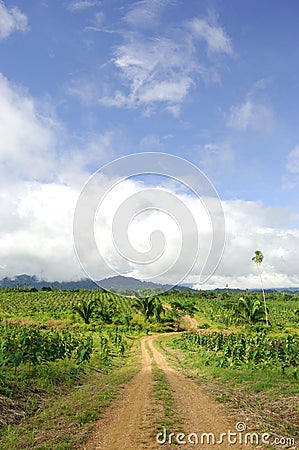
[0,287,298,449]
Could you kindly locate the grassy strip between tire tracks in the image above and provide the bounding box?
[147,339,183,434]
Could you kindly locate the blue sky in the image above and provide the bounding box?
[0,0,299,288]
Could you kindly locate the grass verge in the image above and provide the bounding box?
[161,334,299,448]
[0,338,141,449]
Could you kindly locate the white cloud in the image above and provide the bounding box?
[67,0,99,12]
[139,134,163,149]
[58,130,124,187]
[0,72,295,286]
[0,182,83,281]
[282,145,299,190]
[140,77,193,104]
[165,104,181,117]
[188,17,233,55]
[199,143,234,174]
[0,74,82,280]
[99,33,200,112]
[0,73,58,182]
[92,181,213,283]
[0,75,131,281]
[0,1,28,40]
[192,199,299,289]
[227,98,274,131]
[0,73,114,188]
[123,0,170,28]
[286,145,299,174]
[67,78,103,106]
[92,12,233,114]
[1,164,299,286]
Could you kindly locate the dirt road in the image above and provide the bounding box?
[83,335,261,450]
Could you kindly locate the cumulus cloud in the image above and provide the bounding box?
[0,74,80,279]
[193,200,299,289]
[90,180,214,284]
[0,88,297,289]
[0,69,297,287]
[0,1,28,40]
[0,182,83,281]
[0,73,58,183]
[1,174,299,287]
[0,74,126,281]
[0,73,121,188]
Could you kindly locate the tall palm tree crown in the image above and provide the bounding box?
[252,250,269,326]
[252,250,264,265]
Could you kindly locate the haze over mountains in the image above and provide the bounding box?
[0,274,298,293]
[0,274,185,292]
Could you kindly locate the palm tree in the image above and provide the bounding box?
[132,296,155,321]
[132,296,165,322]
[95,296,116,323]
[237,296,267,325]
[73,299,96,324]
[169,298,198,316]
[252,250,269,325]
[153,297,165,323]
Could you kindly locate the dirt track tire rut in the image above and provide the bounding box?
[83,335,262,450]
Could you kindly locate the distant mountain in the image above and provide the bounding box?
[1,274,298,293]
[100,275,163,291]
[0,274,98,290]
[98,275,191,292]
[0,274,195,293]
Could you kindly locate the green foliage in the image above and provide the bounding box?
[1,287,299,330]
[176,331,299,379]
[94,295,115,323]
[163,295,198,330]
[0,324,93,370]
[95,327,129,369]
[0,289,134,324]
[132,296,164,322]
[225,295,268,325]
[72,299,96,324]
[252,249,264,265]
[169,297,199,316]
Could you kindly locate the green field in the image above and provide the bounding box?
[0,287,298,448]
